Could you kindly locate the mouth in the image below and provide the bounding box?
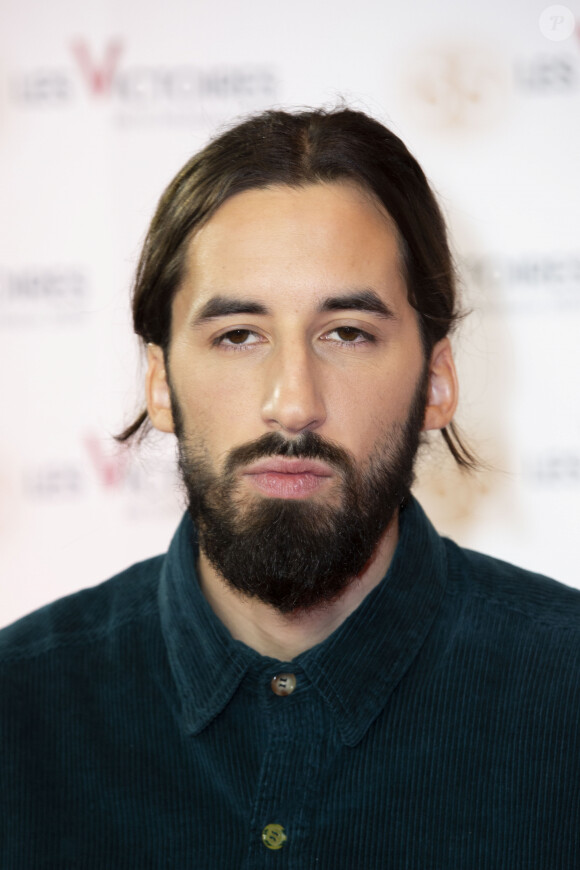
[241,457,335,499]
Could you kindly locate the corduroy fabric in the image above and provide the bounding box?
[1,498,579,868]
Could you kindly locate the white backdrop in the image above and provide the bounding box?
[1,0,579,628]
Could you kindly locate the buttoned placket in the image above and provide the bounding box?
[159,499,448,865]
[241,663,336,868]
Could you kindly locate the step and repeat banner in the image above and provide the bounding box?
[1,0,579,627]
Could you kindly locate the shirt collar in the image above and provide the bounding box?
[159,496,448,746]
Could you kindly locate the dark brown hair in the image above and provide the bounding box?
[118,106,476,469]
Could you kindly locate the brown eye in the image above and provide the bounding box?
[225,329,250,344]
[322,326,374,347]
[335,327,360,341]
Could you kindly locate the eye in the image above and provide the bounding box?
[323,326,374,345]
[213,329,263,349]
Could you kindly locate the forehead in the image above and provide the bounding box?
[176,182,407,315]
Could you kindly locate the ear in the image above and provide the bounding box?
[422,338,458,431]
[145,344,175,434]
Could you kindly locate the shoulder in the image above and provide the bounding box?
[443,536,580,632]
[0,554,165,666]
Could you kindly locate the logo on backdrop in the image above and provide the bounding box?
[403,43,513,133]
[526,451,580,486]
[9,39,279,125]
[70,40,124,97]
[0,267,90,327]
[401,36,579,133]
[84,434,131,489]
[22,432,180,517]
[515,52,579,92]
[463,253,580,313]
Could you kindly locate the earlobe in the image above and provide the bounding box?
[145,344,175,434]
[422,338,458,432]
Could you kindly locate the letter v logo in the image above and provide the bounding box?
[70,39,124,97]
[84,433,130,489]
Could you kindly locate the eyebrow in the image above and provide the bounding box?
[191,296,268,325]
[190,288,396,327]
[319,289,396,320]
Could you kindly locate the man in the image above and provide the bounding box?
[1,108,579,868]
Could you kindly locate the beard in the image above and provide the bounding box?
[171,367,428,614]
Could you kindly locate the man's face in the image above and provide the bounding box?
[147,182,453,611]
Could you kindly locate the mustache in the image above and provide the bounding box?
[223,431,354,477]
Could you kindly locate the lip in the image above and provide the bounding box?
[242,458,334,477]
[241,457,335,499]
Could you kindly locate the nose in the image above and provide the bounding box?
[261,342,326,434]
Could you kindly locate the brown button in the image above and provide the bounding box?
[270,673,296,696]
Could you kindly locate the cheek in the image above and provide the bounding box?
[172,361,262,458]
[329,364,421,456]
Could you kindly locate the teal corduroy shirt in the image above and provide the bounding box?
[1,498,580,867]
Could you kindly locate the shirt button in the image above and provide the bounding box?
[262,823,287,850]
[270,673,297,696]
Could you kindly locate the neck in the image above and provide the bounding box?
[196,513,400,660]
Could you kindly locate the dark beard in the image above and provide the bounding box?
[172,368,427,613]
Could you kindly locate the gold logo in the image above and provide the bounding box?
[262,823,287,850]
